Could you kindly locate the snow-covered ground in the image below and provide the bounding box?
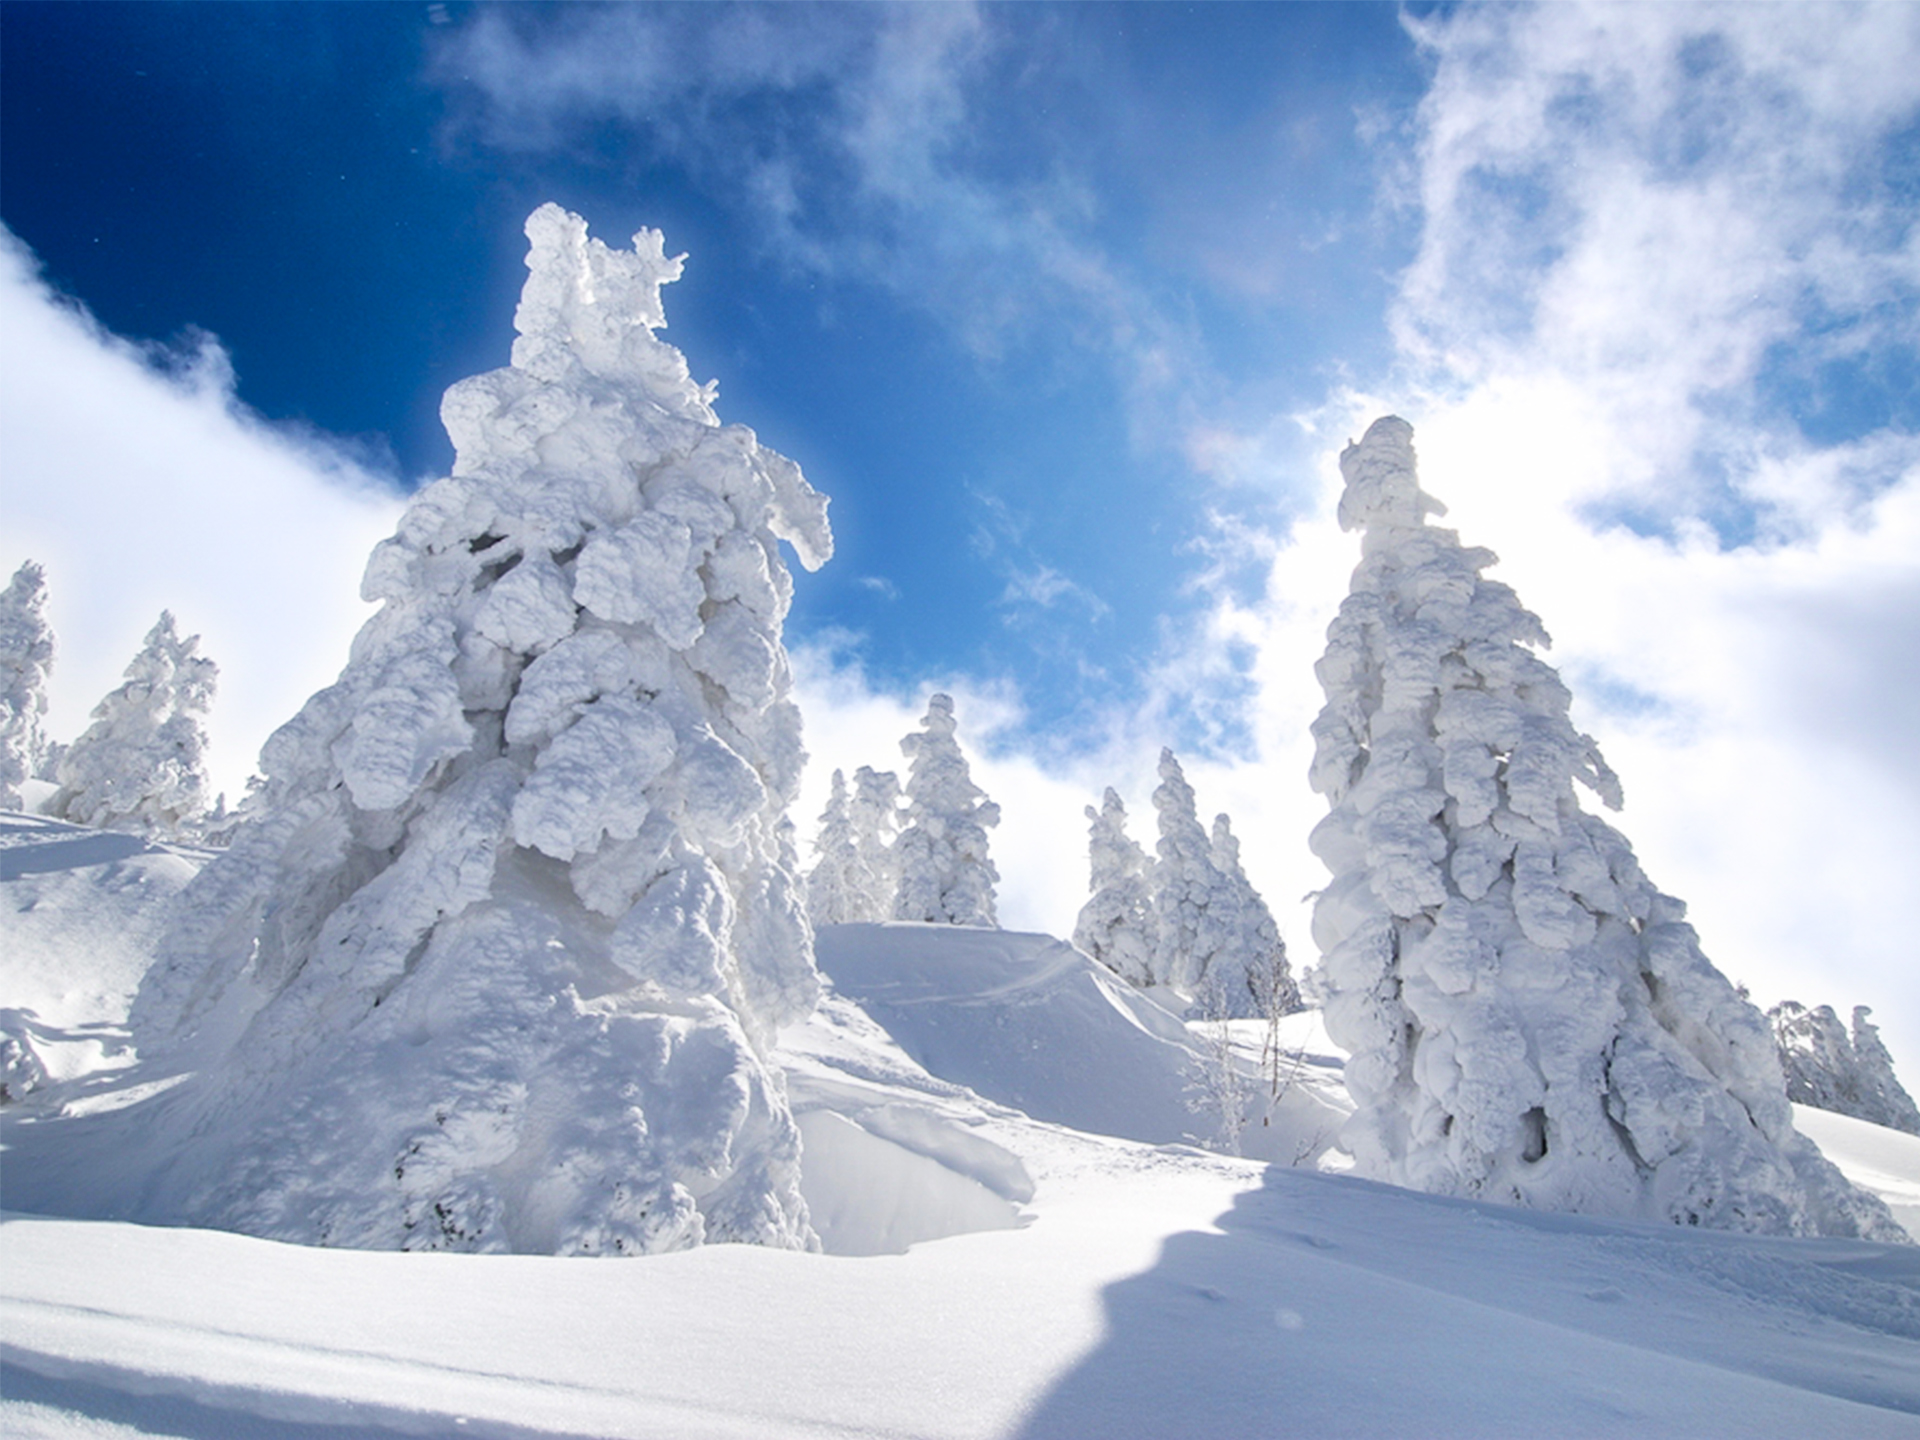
[6,814,1920,1438]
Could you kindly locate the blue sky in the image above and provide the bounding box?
[3,3,1919,1070]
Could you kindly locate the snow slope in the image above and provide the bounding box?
[6,815,1920,1437]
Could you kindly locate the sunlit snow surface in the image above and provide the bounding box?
[5,815,1920,1438]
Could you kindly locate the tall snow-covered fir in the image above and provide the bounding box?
[804,770,865,927]
[1073,787,1156,987]
[0,560,55,809]
[1308,415,1899,1239]
[1202,814,1299,1020]
[131,206,833,1256]
[893,694,999,927]
[50,611,217,841]
[849,764,904,920]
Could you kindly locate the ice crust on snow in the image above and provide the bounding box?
[124,205,833,1256]
[49,611,217,842]
[1309,416,1901,1240]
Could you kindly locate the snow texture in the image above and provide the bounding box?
[122,205,833,1256]
[893,695,1000,927]
[0,561,55,809]
[48,611,216,841]
[1073,787,1156,987]
[1308,415,1901,1240]
[1772,1001,1920,1136]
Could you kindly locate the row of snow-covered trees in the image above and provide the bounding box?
[1769,1001,1920,1135]
[804,693,1002,928]
[1074,752,1299,1020]
[1,560,221,840]
[24,206,1906,1255]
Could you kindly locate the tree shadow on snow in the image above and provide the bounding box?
[1014,1165,1920,1440]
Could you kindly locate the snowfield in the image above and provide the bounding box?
[6,814,1920,1438]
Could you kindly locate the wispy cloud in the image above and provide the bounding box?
[0,228,403,800]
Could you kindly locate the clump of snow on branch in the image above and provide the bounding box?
[1771,1002,1920,1136]
[0,561,56,809]
[50,612,216,841]
[893,694,999,927]
[1308,415,1900,1240]
[1073,788,1155,987]
[130,204,833,1256]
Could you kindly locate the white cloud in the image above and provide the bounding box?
[0,230,404,802]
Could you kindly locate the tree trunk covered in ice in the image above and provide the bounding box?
[1074,787,1156,987]
[1308,415,1900,1240]
[0,560,55,809]
[132,206,833,1256]
[893,694,999,927]
[51,611,216,841]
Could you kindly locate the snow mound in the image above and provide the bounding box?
[812,922,1346,1163]
[1795,1104,1920,1241]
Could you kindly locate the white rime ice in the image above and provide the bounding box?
[1203,814,1299,1020]
[51,612,217,840]
[0,560,56,808]
[1770,1002,1920,1136]
[849,765,904,919]
[805,771,864,927]
[893,695,999,927]
[1073,788,1156,987]
[131,206,833,1256]
[1308,416,1900,1239]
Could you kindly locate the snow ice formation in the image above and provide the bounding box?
[893,694,1000,927]
[0,560,56,809]
[1771,1002,1920,1136]
[1073,787,1156,988]
[1308,415,1901,1239]
[50,611,217,841]
[128,205,833,1255]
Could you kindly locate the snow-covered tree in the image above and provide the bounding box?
[132,206,833,1256]
[806,770,866,927]
[1201,814,1300,1020]
[1308,415,1898,1239]
[51,611,216,840]
[1770,1001,1920,1136]
[0,560,56,809]
[893,694,999,927]
[849,764,904,919]
[1073,787,1156,986]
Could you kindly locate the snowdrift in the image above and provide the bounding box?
[8,816,1920,1436]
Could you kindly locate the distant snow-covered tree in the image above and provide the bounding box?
[51,611,216,840]
[131,205,833,1256]
[1308,415,1899,1239]
[1073,787,1156,986]
[1770,1002,1920,1136]
[806,770,866,927]
[893,694,999,927]
[1201,814,1300,1021]
[0,560,56,809]
[849,765,904,919]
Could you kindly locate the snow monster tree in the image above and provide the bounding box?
[0,560,56,808]
[1308,416,1898,1239]
[894,694,1000,927]
[133,206,833,1255]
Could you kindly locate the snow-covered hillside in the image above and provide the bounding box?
[6,816,1920,1438]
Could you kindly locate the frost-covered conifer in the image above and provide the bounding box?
[849,764,904,919]
[51,612,216,840]
[1308,415,1898,1238]
[1769,1002,1920,1136]
[131,206,833,1256]
[0,560,56,809]
[893,694,999,927]
[805,770,866,928]
[1149,749,1254,1008]
[1073,788,1156,986]
[1203,814,1299,1020]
